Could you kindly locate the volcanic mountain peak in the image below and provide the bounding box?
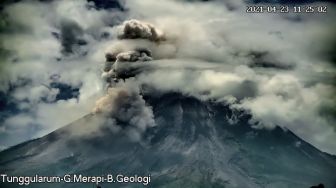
[1,92,335,188]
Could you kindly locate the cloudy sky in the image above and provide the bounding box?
[0,0,335,155]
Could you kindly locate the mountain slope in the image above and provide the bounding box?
[0,93,336,188]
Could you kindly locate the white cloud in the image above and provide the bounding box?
[0,0,112,147]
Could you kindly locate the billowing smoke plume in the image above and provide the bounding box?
[118,19,165,41]
[93,85,155,140]
[94,20,161,139]
[101,19,163,84]
[102,48,153,82]
[116,49,152,62]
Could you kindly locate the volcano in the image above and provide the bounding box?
[0,92,336,188]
